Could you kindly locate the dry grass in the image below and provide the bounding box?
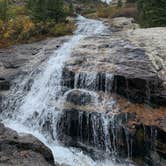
[97,5,138,19]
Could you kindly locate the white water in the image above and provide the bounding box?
[1,16,133,166]
[101,0,112,4]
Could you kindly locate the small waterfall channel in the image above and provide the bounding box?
[0,16,135,166]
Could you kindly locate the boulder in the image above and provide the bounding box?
[65,89,94,106]
[0,123,55,166]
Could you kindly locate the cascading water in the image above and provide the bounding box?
[0,16,134,166]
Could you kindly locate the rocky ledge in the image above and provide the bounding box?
[57,89,166,166]
[0,123,54,166]
[60,17,166,106]
[0,36,69,92]
[58,17,166,165]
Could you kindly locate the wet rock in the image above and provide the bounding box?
[0,78,10,90]
[112,75,165,105]
[65,89,93,106]
[57,108,166,166]
[0,123,55,166]
[0,37,70,93]
[61,67,165,105]
[131,125,166,166]
[57,109,130,156]
[61,68,75,89]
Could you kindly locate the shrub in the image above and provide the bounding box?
[3,16,35,40]
[97,5,138,19]
[50,22,75,36]
[8,5,28,18]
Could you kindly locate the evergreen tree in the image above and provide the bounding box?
[69,2,74,16]
[127,0,137,3]
[137,0,166,27]
[0,0,8,21]
[47,0,65,22]
[27,0,66,22]
[31,0,47,21]
[117,0,122,8]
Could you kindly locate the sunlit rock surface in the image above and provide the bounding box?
[62,26,166,106]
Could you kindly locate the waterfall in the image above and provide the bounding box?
[0,16,134,166]
[74,72,114,92]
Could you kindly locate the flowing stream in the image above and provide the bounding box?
[0,16,134,166]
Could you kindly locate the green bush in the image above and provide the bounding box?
[8,5,28,18]
[50,22,75,36]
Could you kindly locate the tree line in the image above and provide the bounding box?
[118,0,166,27]
[0,0,72,22]
[137,0,166,27]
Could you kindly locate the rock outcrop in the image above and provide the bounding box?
[61,31,166,106]
[58,17,166,166]
[57,89,166,166]
[0,37,70,166]
[0,37,70,92]
[0,123,54,166]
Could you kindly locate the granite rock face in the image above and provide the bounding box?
[62,41,166,106]
[57,104,166,166]
[58,17,166,166]
[0,37,70,92]
[0,123,55,166]
[61,18,166,106]
[0,37,70,166]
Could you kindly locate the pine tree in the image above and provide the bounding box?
[47,0,66,22]
[0,0,8,21]
[117,0,122,8]
[27,0,66,22]
[69,2,74,16]
[137,0,166,27]
[30,0,47,21]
